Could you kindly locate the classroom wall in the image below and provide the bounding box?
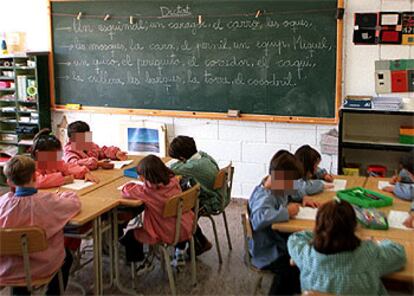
[4,0,414,198]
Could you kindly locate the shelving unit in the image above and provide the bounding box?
[0,52,51,183]
[338,108,414,177]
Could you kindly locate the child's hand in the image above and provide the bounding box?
[324,184,334,190]
[85,172,100,183]
[116,151,128,161]
[382,185,394,193]
[390,175,399,185]
[403,214,414,228]
[98,160,114,169]
[63,175,74,185]
[287,203,300,218]
[302,196,319,208]
[324,174,334,183]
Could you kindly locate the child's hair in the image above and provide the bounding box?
[67,121,90,138]
[31,128,62,159]
[400,153,414,174]
[294,145,321,177]
[168,135,197,160]
[313,199,360,255]
[269,150,304,179]
[4,155,36,186]
[137,155,175,186]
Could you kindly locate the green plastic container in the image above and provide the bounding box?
[399,134,414,144]
[337,187,393,208]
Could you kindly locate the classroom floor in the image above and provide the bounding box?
[64,199,412,296]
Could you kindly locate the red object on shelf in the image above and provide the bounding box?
[367,165,387,177]
[0,81,11,89]
[391,70,408,92]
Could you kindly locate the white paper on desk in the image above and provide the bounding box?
[388,210,411,230]
[295,207,318,220]
[378,181,392,190]
[110,160,133,169]
[165,158,179,168]
[323,179,347,192]
[117,180,144,190]
[62,180,94,190]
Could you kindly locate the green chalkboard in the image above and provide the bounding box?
[51,0,339,118]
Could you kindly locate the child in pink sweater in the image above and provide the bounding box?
[63,121,127,170]
[0,156,80,295]
[120,155,194,273]
[32,129,99,189]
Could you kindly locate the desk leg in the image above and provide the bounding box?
[93,217,103,295]
[112,208,137,295]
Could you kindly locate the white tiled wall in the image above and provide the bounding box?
[5,0,410,198]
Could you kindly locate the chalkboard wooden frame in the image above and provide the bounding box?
[48,0,344,124]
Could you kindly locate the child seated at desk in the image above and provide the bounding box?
[0,155,80,295]
[288,199,406,295]
[248,150,318,295]
[383,155,413,201]
[168,135,224,255]
[63,120,127,170]
[32,129,99,188]
[294,145,334,199]
[120,155,194,274]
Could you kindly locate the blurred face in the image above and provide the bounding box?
[313,159,321,175]
[270,170,298,195]
[36,151,63,170]
[70,132,93,150]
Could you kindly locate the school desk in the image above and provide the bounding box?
[271,176,414,284]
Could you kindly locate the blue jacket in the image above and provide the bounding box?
[394,169,414,201]
[248,184,290,269]
[292,167,327,200]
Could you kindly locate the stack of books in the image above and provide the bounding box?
[372,96,402,110]
[343,96,373,109]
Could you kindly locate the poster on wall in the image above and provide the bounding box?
[120,122,167,157]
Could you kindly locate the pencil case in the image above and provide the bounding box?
[352,206,389,230]
[337,187,393,208]
[123,167,139,179]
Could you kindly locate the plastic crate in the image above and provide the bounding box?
[337,187,393,208]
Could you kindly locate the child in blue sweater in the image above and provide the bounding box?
[294,145,334,199]
[288,199,406,295]
[248,150,318,295]
[383,155,413,201]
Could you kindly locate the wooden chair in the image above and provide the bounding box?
[0,226,64,295]
[241,203,273,295]
[201,162,234,263]
[158,183,201,295]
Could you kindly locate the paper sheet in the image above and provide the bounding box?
[110,160,133,169]
[388,210,411,230]
[378,181,392,190]
[165,158,179,168]
[117,180,144,190]
[295,207,318,220]
[323,179,347,192]
[62,180,94,190]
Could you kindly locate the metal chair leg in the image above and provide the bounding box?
[161,246,176,296]
[58,269,64,295]
[207,215,222,264]
[222,211,232,250]
[190,237,197,286]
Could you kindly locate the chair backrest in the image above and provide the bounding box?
[0,226,48,255]
[241,202,254,268]
[213,162,234,209]
[0,226,48,291]
[163,183,201,245]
